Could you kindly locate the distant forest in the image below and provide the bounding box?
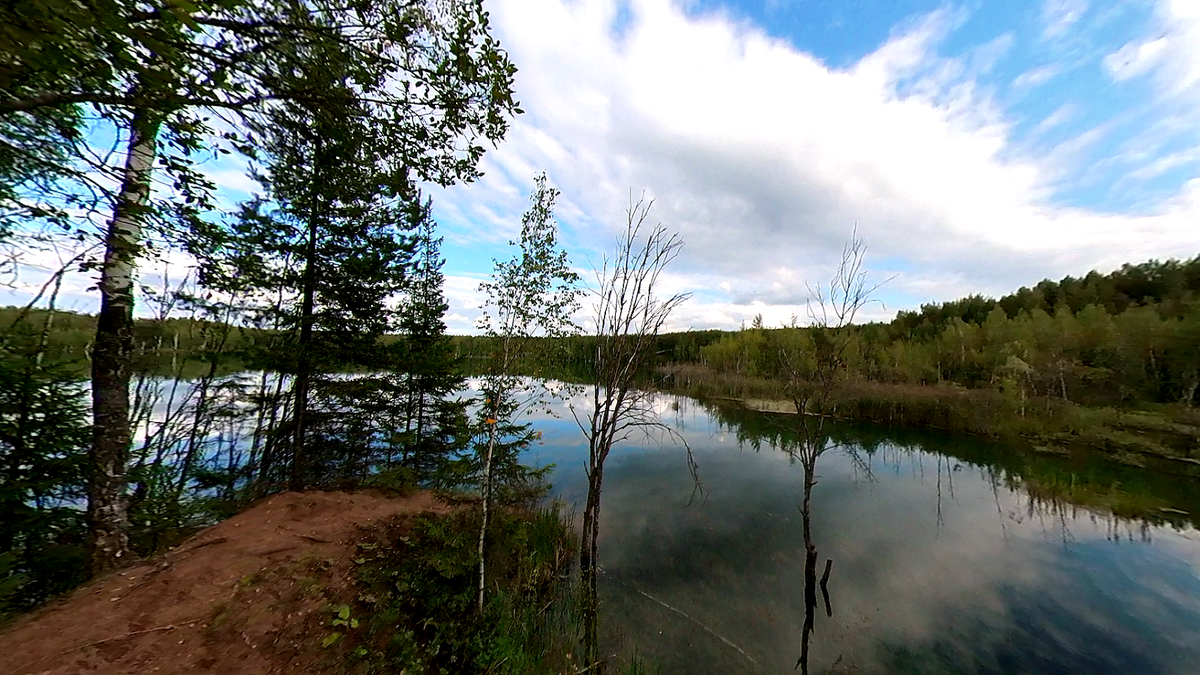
[456,256,1200,409]
[8,255,1200,409]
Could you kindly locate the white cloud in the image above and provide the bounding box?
[1104,37,1170,81]
[1030,103,1076,136]
[9,0,1200,335]
[1013,63,1061,89]
[1126,146,1200,182]
[1104,0,1200,99]
[441,273,489,333]
[1042,0,1089,39]
[425,0,1200,331]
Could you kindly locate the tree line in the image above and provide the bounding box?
[691,256,1200,409]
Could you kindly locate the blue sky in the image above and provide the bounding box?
[7,0,1200,332]
[686,0,1189,212]
[418,0,1200,332]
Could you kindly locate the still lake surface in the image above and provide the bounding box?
[523,393,1200,675]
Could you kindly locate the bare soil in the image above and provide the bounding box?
[0,489,450,675]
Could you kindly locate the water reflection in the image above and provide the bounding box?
[792,426,831,675]
[525,395,1200,674]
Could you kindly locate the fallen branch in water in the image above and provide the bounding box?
[630,585,758,666]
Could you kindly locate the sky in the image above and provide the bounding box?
[7,0,1200,333]
[422,0,1200,332]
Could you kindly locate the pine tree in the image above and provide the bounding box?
[4,0,519,571]
[192,31,420,490]
[392,205,470,481]
[0,321,90,618]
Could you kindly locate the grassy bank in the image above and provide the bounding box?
[342,505,581,674]
[1,490,646,675]
[320,500,645,675]
[659,363,1200,467]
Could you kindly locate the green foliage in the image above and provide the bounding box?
[894,256,1200,336]
[346,506,583,674]
[5,0,522,572]
[0,330,90,621]
[388,209,473,484]
[474,173,581,520]
[177,3,513,492]
[661,256,1200,426]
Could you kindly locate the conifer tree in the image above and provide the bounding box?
[192,31,419,489]
[393,206,470,480]
[0,311,90,618]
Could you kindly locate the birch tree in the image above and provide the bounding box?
[475,174,579,611]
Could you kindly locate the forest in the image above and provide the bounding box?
[644,255,1200,465]
[682,256,1200,406]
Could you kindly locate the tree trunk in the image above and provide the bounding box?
[88,107,161,574]
[580,433,607,668]
[796,453,819,675]
[478,418,497,612]
[290,173,321,491]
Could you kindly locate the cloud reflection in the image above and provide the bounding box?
[524,395,1200,674]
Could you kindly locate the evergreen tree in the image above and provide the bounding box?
[193,33,419,490]
[4,0,519,571]
[0,320,90,619]
[392,206,470,481]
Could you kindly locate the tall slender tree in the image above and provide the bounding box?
[574,195,690,664]
[475,174,580,611]
[193,31,421,489]
[393,206,469,479]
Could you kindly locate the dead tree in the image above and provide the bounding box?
[778,228,889,674]
[573,194,693,666]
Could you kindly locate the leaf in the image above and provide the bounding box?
[338,605,351,620]
[322,632,342,648]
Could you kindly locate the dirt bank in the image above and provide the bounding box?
[0,490,449,675]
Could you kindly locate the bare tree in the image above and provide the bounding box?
[776,227,890,674]
[572,194,693,666]
[780,227,892,422]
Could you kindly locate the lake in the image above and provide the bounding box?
[523,393,1200,675]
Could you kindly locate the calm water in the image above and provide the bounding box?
[524,395,1200,675]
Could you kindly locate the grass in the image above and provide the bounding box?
[332,504,590,675]
[658,363,1200,466]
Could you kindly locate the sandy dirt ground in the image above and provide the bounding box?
[1,490,448,675]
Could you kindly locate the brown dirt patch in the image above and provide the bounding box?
[0,489,450,675]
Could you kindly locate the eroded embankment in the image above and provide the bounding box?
[0,490,449,675]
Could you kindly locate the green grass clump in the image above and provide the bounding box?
[339,505,587,675]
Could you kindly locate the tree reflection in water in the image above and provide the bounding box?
[792,426,834,675]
